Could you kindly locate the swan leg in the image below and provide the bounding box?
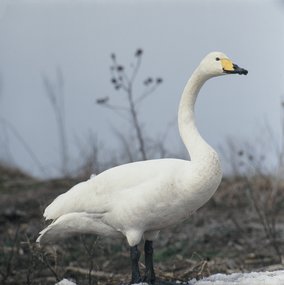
[130,245,142,284]
[143,240,155,284]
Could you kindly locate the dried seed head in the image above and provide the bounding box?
[156,78,163,84]
[96,97,109,104]
[135,49,143,57]
[238,150,244,156]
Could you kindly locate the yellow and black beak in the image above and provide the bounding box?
[221,58,248,75]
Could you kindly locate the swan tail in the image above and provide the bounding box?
[37,212,121,245]
[43,187,84,220]
[43,195,67,220]
[43,179,104,220]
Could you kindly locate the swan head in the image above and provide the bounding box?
[199,52,248,78]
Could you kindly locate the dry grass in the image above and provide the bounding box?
[0,166,284,284]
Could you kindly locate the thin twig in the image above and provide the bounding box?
[130,55,142,83]
[0,117,46,176]
[0,226,20,284]
[135,83,159,104]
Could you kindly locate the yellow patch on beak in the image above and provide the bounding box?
[221,58,234,71]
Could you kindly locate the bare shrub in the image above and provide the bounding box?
[42,67,69,177]
[0,118,46,176]
[0,226,20,284]
[96,49,163,161]
[80,235,99,285]
[220,107,284,262]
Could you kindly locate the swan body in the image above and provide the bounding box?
[37,52,247,284]
[39,157,221,245]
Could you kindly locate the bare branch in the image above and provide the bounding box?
[130,52,142,84]
[99,103,130,121]
[0,117,46,176]
[42,68,69,177]
[97,49,164,161]
[135,82,160,104]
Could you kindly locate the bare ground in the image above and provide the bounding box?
[0,165,284,285]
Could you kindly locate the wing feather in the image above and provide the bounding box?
[44,158,188,220]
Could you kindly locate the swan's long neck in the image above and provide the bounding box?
[178,67,215,161]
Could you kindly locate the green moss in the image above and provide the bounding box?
[154,242,186,262]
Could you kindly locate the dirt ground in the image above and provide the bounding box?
[1,165,284,285]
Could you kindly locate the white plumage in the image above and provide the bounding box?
[38,156,221,246]
[37,52,247,278]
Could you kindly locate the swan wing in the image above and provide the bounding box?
[43,158,189,220]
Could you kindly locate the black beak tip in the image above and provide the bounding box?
[239,68,248,75]
[233,64,248,75]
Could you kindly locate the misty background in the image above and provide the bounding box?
[0,0,283,178]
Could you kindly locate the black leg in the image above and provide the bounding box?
[130,245,141,284]
[143,240,156,284]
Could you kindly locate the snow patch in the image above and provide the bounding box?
[55,271,284,285]
[188,270,284,285]
[55,279,77,285]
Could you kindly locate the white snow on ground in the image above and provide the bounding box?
[188,270,284,285]
[55,271,284,285]
[55,279,77,285]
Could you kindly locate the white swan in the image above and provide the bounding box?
[37,52,247,284]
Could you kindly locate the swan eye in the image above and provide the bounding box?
[215,57,220,61]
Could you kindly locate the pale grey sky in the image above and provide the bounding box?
[0,0,283,177]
